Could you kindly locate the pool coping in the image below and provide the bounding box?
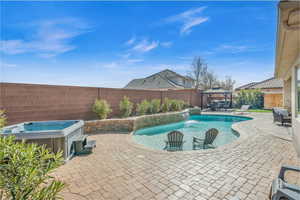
[127,112,258,155]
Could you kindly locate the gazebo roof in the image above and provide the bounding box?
[203,88,232,94]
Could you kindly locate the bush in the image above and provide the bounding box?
[0,110,7,128]
[161,98,171,113]
[119,96,133,118]
[235,89,264,109]
[149,99,161,114]
[170,99,184,111]
[0,136,65,200]
[136,100,150,115]
[178,100,186,110]
[92,99,112,119]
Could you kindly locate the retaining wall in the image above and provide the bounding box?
[84,110,190,134]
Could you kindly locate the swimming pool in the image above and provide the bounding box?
[133,115,252,151]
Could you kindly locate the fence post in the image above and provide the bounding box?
[97,87,101,99]
[189,89,193,106]
[201,91,204,109]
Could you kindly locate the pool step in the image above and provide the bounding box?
[74,135,96,155]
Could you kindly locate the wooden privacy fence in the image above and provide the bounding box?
[0,83,205,124]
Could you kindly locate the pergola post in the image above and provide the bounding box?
[201,92,203,109]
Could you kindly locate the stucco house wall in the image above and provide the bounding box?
[283,78,292,111]
[275,0,300,156]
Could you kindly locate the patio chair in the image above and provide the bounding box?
[272,108,292,126]
[210,102,217,111]
[164,131,185,151]
[269,165,300,200]
[234,105,250,114]
[193,128,219,150]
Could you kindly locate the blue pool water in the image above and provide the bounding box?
[133,115,251,151]
[2,120,78,134]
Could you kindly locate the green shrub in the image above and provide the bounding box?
[0,136,65,200]
[170,100,180,111]
[235,89,264,109]
[92,99,112,119]
[119,96,133,118]
[161,98,171,113]
[168,99,186,111]
[178,100,186,110]
[136,100,150,115]
[0,110,7,128]
[149,99,161,114]
[181,102,189,109]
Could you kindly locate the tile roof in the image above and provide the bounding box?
[251,77,283,89]
[235,82,258,90]
[124,69,193,90]
[235,77,283,90]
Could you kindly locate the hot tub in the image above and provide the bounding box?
[1,120,85,160]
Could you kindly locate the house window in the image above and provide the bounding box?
[297,67,300,117]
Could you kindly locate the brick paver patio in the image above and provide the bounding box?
[54,113,300,200]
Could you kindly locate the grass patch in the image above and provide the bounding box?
[247,109,272,113]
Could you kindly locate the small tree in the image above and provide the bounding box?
[119,96,133,118]
[149,99,161,114]
[189,56,236,90]
[219,76,236,90]
[251,89,264,109]
[235,89,263,109]
[161,98,171,113]
[92,99,112,119]
[136,100,150,115]
[0,110,7,128]
[0,136,65,200]
[189,56,218,90]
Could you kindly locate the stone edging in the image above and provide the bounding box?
[84,109,189,134]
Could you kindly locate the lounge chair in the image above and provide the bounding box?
[234,105,250,114]
[164,131,185,151]
[272,108,292,126]
[269,165,300,200]
[193,128,219,150]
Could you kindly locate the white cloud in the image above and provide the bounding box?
[200,43,265,56]
[127,59,144,64]
[0,18,90,58]
[131,39,159,53]
[0,61,17,68]
[161,41,173,48]
[101,62,120,69]
[124,37,173,55]
[165,7,209,35]
[178,56,193,60]
[216,44,250,53]
[125,36,136,46]
[180,17,208,35]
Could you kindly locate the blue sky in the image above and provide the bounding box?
[0,1,278,88]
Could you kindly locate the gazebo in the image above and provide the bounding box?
[201,88,233,109]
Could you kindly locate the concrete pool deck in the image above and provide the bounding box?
[54,113,300,200]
